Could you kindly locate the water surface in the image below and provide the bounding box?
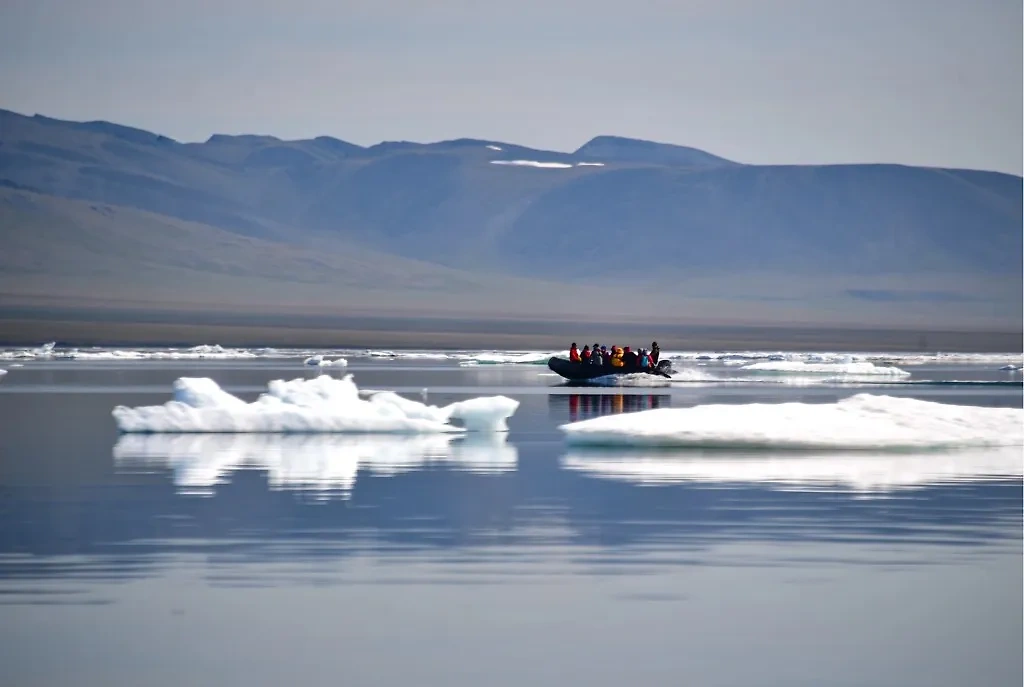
[1,355,1020,687]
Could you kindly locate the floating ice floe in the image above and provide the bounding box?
[486,144,502,151]
[999,364,1023,371]
[576,161,605,166]
[458,352,555,366]
[304,354,347,367]
[360,349,455,360]
[739,361,910,376]
[559,394,1023,451]
[114,433,517,497]
[489,160,573,169]
[0,343,267,361]
[666,350,1024,367]
[561,446,1023,493]
[112,375,519,433]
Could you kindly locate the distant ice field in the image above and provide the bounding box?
[2,342,1020,369]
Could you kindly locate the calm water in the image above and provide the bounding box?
[0,357,1021,687]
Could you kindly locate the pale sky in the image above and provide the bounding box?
[1,0,1020,173]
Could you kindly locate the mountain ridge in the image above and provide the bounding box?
[0,107,1020,331]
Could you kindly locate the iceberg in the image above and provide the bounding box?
[561,446,1023,493]
[559,394,1023,450]
[112,374,519,433]
[114,432,517,497]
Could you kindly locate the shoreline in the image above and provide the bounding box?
[1,315,1019,353]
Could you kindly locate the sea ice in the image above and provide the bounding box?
[457,352,555,365]
[112,374,519,433]
[559,394,1023,450]
[304,354,347,367]
[739,361,910,376]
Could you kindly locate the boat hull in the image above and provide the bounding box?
[547,356,672,381]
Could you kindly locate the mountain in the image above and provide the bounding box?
[0,108,1020,333]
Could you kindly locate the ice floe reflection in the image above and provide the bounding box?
[114,433,517,499]
[560,446,1024,494]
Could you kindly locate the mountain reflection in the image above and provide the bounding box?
[114,433,518,498]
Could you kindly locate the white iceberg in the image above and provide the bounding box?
[559,394,1023,451]
[112,374,519,433]
[486,144,502,151]
[561,446,1023,493]
[114,432,517,497]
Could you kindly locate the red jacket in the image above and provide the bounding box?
[569,346,581,362]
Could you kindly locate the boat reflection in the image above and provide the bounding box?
[560,445,1024,495]
[114,432,517,499]
[549,393,667,422]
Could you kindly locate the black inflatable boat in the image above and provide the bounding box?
[547,356,673,382]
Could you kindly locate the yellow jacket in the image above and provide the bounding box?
[610,348,624,367]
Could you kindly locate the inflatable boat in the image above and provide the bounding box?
[547,356,673,381]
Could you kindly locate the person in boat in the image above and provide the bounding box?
[581,345,591,362]
[610,346,624,367]
[622,346,638,368]
[569,343,581,363]
[601,346,611,365]
[650,341,660,365]
[591,344,602,365]
[638,348,651,369]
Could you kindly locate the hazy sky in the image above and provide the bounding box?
[1,0,1020,173]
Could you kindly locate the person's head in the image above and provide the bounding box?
[624,346,631,353]
[571,342,577,347]
[652,341,658,347]
[583,345,589,351]
[601,346,606,351]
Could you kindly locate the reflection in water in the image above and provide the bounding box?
[561,446,1024,494]
[549,393,666,422]
[114,433,518,498]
